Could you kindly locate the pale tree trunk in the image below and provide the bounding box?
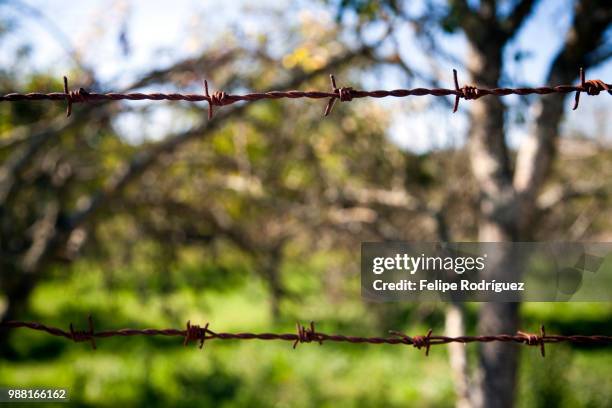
[455,1,610,406]
[466,43,520,408]
[434,204,471,408]
[450,7,529,403]
[446,303,471,408]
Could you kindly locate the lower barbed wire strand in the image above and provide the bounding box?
[2,320,611,356]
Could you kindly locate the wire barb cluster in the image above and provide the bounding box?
[2,318,611,357]
[573,67,610,110]
[68,314,97,350]
[1,68,609,118]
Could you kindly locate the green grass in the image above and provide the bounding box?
[1,262,611,407]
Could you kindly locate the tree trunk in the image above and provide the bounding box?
[446,303,471,408]
[0,263,39,357]
[465,43,520,408]
[260,245,286,321]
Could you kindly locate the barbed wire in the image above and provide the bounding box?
[2,318,611,357]
[1,68,609,118]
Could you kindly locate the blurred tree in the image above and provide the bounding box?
[334,0,611,407]
[0,2,610,406]
[0,16,384,349]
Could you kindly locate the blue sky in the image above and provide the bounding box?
[1,0,610,152]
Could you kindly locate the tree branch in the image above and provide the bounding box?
[67,46,371,231]
[500,0,536,36]
[513,0,611,235]
[537,182,610,213]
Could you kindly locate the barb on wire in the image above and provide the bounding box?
[390,328,434,355]
[68,315,96,349]
[518,324,546,357]
[294,321,323,348]
[324,75,354,116]
[1,68,609,118]
[63,76,89,117]
[203,80,231,119]
[2,319,611,357]
[573,67,610,110]
[184,320,210,349]
[453,69,481,113]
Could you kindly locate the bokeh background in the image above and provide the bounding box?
[0,1,611,407]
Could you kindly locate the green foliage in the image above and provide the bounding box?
[333,0,400,22]
[3,263,612,406]
[519,346,612,408]
[440,6,462,34]
[1,261,454,407]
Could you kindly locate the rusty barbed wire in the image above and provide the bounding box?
[2,318,611,357]
[0,68,609,118]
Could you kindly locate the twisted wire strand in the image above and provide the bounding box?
[1,68,609,117]
[2,319,611,357]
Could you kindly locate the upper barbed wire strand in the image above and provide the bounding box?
[1,68,609,118]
